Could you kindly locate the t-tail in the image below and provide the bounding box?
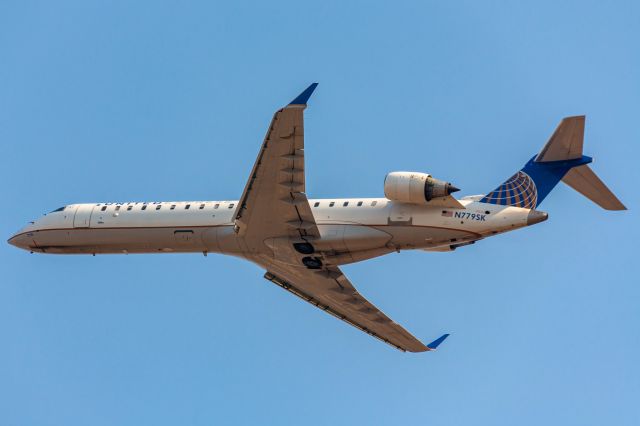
[480,116,626,211]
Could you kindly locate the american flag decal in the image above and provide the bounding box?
[441,210,453,217]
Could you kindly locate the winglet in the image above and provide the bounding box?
[427,333,450,350]
[289,83,318,105]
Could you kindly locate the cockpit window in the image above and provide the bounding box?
[50,206,65,213]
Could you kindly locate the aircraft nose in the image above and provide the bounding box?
[7,230,32,251]
[526,210,549,225]
[8,233,19,247]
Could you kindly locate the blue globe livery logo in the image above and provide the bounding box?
[480,171,538,209]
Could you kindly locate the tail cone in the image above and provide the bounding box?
[526,210,548,225]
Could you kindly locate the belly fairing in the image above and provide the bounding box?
[314,224,392,252]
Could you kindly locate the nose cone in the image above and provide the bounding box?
[8,229,33,251]
[527,210,549,225]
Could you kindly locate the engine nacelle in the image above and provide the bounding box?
[384,171,459,204]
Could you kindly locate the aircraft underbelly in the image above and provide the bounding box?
[314,224,392,252]
[27,221,478,258]
[30,227,219,254]
[258,224,392,267]
[380,225,479,250]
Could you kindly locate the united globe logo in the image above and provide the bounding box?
[481,171,538,209]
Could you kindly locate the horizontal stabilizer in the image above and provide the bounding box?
[426,333,450,350]
[562,165,626,210]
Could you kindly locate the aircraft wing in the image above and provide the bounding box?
[233,83,320,241]
[263,261,443,353]
[234,85,447,352]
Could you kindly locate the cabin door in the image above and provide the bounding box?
[73,205,94,228]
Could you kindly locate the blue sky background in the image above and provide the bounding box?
[1,1,639,425]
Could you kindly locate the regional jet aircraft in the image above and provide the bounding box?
[8,84,626,352]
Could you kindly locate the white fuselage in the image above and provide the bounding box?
[8,198,545,264]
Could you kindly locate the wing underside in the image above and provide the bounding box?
[233,84,319,241]
[262,263,429,352]
[232,84,443,352]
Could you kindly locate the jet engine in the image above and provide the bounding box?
[384,172,460,204]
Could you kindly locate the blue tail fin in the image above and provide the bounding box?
[480,155,592,208]
[481,116,592,208]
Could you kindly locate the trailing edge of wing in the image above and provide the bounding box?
[289,83,318,105]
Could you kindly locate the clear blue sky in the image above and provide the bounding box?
[1,1,638,425]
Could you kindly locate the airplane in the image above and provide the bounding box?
[8,83,626,353]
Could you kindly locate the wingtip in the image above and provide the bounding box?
[289,83,319,105]
[427,333,450,350]
[562,115,586,120]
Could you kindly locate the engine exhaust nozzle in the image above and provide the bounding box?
[425,177,460,201]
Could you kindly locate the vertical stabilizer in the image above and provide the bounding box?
[481,116,625,210]
[536,116,585,161]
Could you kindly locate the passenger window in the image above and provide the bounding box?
[371,201,377,206]
[156,205,161,210]
[228,203,235,209]
[329,202,335,207]
[141,205,147,210]
[127,206,133,211]
[170,205,176,210]
[357,201,363,206]
[314,202,320,207]
[199,204,205,210]
[343,201,349,207]
[185,204,191,210]
[101,206,107,211]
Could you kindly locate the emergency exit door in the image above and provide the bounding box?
[73,205,94,228]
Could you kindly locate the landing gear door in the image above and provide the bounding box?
[73,205,94,228]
